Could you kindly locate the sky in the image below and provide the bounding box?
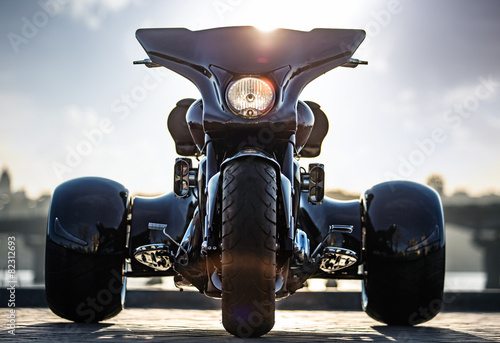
[0,0,499,198]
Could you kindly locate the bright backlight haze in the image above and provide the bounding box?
[1,0,499,198]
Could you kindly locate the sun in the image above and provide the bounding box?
[253,22,279,32]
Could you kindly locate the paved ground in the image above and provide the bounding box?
[1,308,499,342]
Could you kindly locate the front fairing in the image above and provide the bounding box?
[136,26,365,136]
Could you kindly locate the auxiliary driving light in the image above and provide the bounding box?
[226,77,275,118]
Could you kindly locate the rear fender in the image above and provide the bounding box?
[362,181,445,260]
[298,192,363,271]
[47,177,129,254]
[129,192,197,273]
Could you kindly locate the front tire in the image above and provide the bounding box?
[221,158,277,338]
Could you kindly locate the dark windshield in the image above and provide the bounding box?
[137,26,364,77]
[136,26,365,106]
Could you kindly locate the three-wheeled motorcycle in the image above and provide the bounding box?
[45,26,445,337]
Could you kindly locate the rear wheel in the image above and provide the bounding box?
[221,157,277,338]
[362,247,445,325]
[44,177,128,323]
[361,181,446,325]
[45,239,126,323]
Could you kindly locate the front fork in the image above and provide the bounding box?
[171,136,348,297]
[173,138,300,296]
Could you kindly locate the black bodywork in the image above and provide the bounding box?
[46,27,445,329]
[47,177,129,255]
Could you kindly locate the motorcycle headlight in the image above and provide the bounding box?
[226,77,275,118]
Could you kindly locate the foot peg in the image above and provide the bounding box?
[319,247,357,273]
[133,244,173,271]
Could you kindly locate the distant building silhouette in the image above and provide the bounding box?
[0,168,12,212]
[0,167,50,284]
[0,168,11,195]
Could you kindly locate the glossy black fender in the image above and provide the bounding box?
[46,177,129,254]
[361,180,445,325]
[362,181,445,259]
[220,150,293,248]
[128,192,197,274]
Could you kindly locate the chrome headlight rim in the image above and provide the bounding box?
[225,76,275,119]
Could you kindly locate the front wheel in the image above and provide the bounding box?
[221,157,277,338]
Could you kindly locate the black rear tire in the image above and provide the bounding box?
[45,239,125,323]
[362,247,445,325]
[221,157,277,338]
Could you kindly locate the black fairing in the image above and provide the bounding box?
[181,98,315,156]
[129,192,197,273]
[167,98,197,156]
[362,181,445,259]
[186,99,204,153]
[136,27,365,147]
[47,177,129,254]
[300,101,329,158]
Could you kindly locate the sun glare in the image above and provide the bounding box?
[254,22,279,32]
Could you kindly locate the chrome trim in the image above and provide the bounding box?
[148,222,167,231]
[301,173,310,192]
[133,58,161,68]
[133,244,173,271]
[211,271,222,291]
[319,247,358,273]
[293,228,310,265]
[310,224,356,258]
[340,58,368,68]
[275,273,284,292]
[201,241,208,255]
[281,174,293,231]
[205,172,221,241]
[121,262,127,306]
[149,222,188,257]
[329,225,354,233]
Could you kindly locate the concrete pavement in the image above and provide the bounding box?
[2,308,500,342]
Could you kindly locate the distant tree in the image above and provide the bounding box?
[426,174,445,196]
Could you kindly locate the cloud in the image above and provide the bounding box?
[441,82,480,109]
[65,105,101,128]
[67,0,132,30]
